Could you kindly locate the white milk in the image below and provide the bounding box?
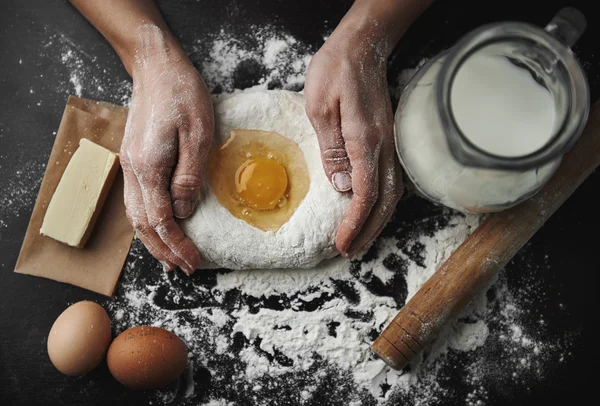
[450,54,556,157]
[395,55,560,213]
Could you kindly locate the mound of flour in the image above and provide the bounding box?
[182,90,351,270]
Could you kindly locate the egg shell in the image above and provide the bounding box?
[47,301,112,376]
[107,326,188,389]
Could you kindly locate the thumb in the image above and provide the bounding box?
[306,100,353,192]
[171,127,212,219]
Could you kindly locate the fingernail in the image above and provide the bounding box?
[337,242,350,258]
[347,241,372,259]
[182,265,196,276]
[161,261,173,272]
[346,249,358,258]
[173,200,194,218]
[332,171,352,192]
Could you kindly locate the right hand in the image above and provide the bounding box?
[304,22,403,259]
[120,27,214,275]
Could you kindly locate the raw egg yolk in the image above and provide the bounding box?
[235,157,288,210]
[206,129,310,232]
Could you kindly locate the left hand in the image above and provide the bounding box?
[304,19,404,258]
[120,27,214,275]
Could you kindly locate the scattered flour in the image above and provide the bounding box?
[0,162,46,232]
[193,28,314,94]
[43,32,132,105]
[105,204,569,405]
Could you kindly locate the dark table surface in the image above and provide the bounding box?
[1,0,599,405]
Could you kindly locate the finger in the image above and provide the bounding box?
[305,96,352,193]
[124,145,195,273]
[171,120,213,219]
[335,134,381,256]
[136,158,201,275]
[122,156,176,272]
[347,142,404,257]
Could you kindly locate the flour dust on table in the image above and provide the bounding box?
[16,24,574,406]
[109,198,570,406]
[0,162,46,239]
[190,26,315,94]
[39,31,133,105]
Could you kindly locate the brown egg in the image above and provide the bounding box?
[107,326,188,389]
[47,301,112,376]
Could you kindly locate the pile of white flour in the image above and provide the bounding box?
[5,24,571,406]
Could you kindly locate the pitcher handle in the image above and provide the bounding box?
[545,7,587,48]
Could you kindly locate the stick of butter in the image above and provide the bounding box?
[40,138,120,248]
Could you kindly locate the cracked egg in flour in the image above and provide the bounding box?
[206,129,310,232]
[181,90,350,270]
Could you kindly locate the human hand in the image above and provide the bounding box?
[305,18,404,258]
[120,27,214,275]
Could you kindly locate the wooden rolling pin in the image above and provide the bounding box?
[371,102,600,370]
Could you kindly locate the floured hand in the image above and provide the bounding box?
[305,20,404,258]
[121,26,214,275]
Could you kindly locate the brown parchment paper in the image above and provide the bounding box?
[14,96,134,297]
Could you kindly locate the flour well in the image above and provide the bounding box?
[181,90,351,270]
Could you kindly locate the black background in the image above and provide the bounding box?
[1,0,599,405]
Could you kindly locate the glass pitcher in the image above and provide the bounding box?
[394,8,589,213]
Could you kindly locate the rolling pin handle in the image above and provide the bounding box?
[372,308,427,370]
[370,336,410,370]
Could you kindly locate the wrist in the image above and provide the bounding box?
[123,25,189,78]
[336,0,432,56]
